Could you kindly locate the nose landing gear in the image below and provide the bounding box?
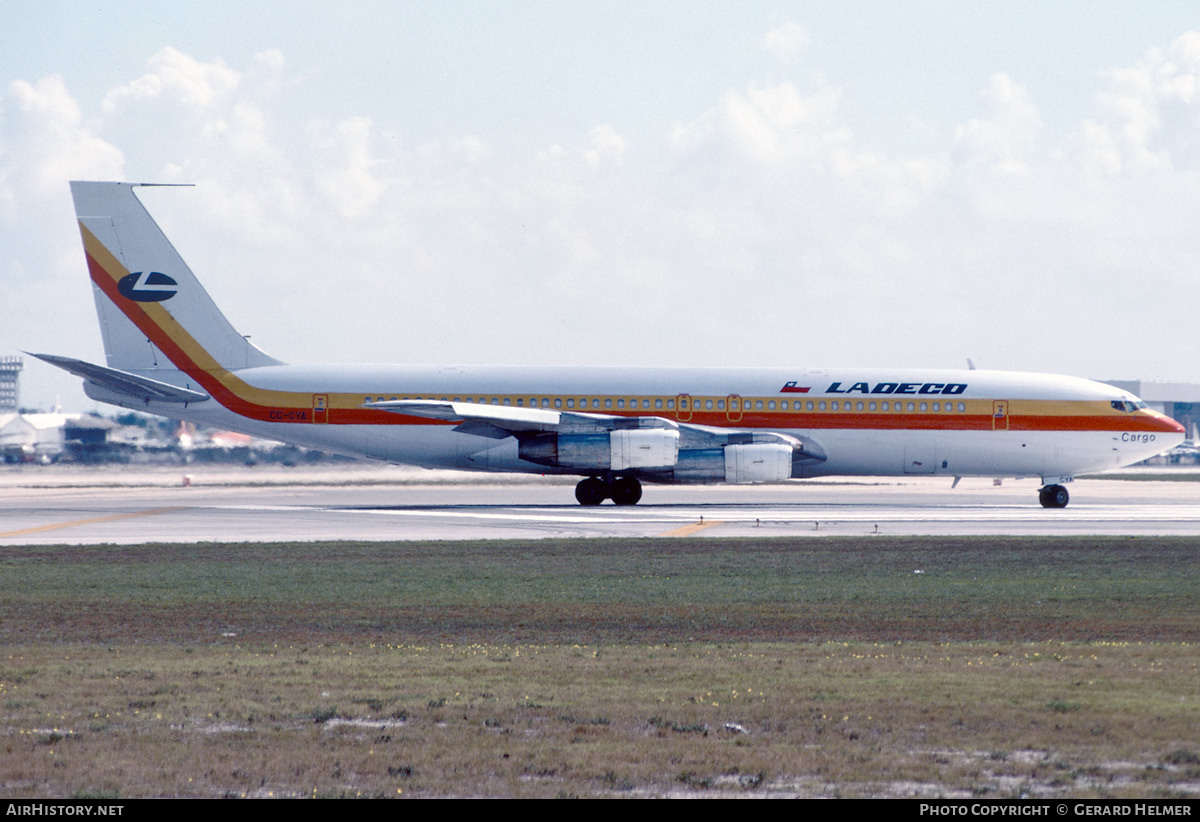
[1039,484,1069,508]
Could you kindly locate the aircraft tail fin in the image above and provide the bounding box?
[69,181,283,375]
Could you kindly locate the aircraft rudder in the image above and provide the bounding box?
[71,181,283,374]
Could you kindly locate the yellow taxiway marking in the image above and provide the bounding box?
[657,519,724,537]
[0,507,187,538]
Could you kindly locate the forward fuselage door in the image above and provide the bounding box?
[992,400,1010,431]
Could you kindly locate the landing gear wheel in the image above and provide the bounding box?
[575,477,607,506]
[610,476,643,506]
[1039,484,1069,509]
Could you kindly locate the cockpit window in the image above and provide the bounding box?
[1111,399,1148,413]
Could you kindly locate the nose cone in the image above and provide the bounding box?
[1154,412,1186,439]
[1145,411,1187,455]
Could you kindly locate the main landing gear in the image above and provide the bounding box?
[1038,484,1069,509]
[575,476,642,506]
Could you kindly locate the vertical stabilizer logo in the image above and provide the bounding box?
[118,271,178,302]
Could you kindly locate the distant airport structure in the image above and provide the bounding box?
[0,356,21,412]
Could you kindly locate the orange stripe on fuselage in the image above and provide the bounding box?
[80,223,1180,437]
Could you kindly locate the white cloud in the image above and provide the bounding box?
[583,124,626,167]
[952,73,1041,176]
[762,21,809,62]
[102,47,240,112]
[670,81,842,165]
[2,74,124,201]
[1063,32,1200,178]
[312,116,385,220]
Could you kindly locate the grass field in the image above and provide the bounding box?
[1,536,1198,798]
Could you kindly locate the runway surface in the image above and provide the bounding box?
[1,463,1198,544]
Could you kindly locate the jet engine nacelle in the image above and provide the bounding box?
[672,442,795,484]
[519,428,681,471]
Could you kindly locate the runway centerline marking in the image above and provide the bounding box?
[0,507,188,538]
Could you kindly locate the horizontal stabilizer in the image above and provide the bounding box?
[29,353,210,404]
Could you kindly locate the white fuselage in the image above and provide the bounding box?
[86,363,1183,483]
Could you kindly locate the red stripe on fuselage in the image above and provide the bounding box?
[84,249,1178,437]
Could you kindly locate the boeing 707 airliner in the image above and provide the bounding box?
[33,182,1185,507]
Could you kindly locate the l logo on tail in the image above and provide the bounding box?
[117,271,178,302]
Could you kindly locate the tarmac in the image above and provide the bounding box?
[1,462,1198,544]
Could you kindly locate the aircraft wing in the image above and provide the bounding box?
[366,398,827,477]
[29,353,210,405]
[364,398,671,439]
[367,399,565,433]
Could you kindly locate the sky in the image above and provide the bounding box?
[4,1,1200,412]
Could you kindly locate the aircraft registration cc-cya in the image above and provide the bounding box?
[33,182,1185,508]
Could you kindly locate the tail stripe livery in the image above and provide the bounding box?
[82,219,1173,434]
[79,219,408,426]
[34,181,1185,508]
